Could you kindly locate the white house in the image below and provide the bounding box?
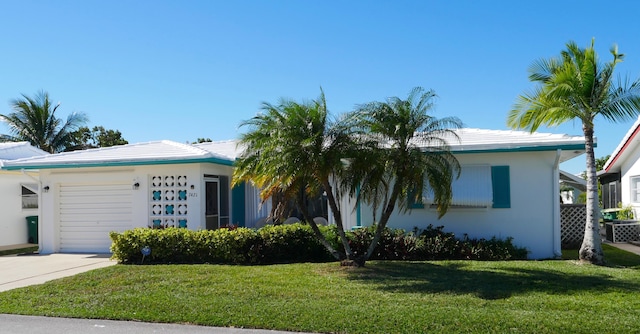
[599,116,640,216]
[3,129,587,258]
[0,142,49,247]
[1,140,269,254]
[330,128,587,259]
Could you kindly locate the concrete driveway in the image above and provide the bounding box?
[0,253,116,292]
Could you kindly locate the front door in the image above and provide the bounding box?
[205,178,219,230]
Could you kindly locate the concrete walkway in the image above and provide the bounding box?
[0,253,116,292]
[605,240,640,256]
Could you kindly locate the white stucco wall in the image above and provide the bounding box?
[0,171,39,246]
[37,162,239,253]
[344,151,561,259]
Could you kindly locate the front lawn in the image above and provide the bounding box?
[0,244,639,333]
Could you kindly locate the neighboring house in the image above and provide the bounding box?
[599,116,640,216]
[330,128,587,259]
[1,140,269,254]
[0,142,49,247]
[559,170,587,204]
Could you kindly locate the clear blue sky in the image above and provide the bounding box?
[1,0,639,175]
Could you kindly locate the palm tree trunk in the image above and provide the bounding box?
[321,179,356,261]
[358,177,403,267]
[294,194,343,261]
[579,125,605,264]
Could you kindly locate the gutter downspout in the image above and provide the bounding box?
[553,150,562,258]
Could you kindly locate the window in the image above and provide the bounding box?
[630,176,640,203]
[21,184,38,209]
[418,165,511,209]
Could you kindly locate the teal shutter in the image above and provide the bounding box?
[231,182,246,227]
[491,166,510,208]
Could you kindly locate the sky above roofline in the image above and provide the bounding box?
[0,1,638,175]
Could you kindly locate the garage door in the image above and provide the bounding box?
[59,183,133,253]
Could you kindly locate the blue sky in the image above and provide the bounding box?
[0,1,639,175]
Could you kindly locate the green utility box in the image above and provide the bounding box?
[26,216,38,244]
[601,208,621,222]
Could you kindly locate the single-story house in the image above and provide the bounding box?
[330,128,587,259]
[3,129,587,259]
[0,142,49,247]
[1,140,269,253]
[599,116,640,215]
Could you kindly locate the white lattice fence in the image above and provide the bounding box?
[561,204,586,248]
[606,222,640,243]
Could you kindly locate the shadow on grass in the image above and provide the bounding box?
[346,261,640,300]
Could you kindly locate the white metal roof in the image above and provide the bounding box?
[1,128,586,170]
[194,140,242,160]
[1,140,235,170]
[0,142,49,160]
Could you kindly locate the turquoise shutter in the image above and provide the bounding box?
[231,182,246,226]
[491,166,511,208]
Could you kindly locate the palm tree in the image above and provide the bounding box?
[233,90,359,261]
[347,87,462,265]
[508,40,640,264]
[0,91,88,153]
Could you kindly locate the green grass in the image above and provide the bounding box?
[0,247,639,333]
[0,245,38,256]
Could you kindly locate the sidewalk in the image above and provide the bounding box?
[0,314,301,334]
[605,240,640,256]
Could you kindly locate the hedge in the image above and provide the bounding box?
[110,223,528,264]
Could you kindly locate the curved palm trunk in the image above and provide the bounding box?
[579,126,605,264]
[322,179,355,260]
[294,194,343,261]
[356,176,403,267]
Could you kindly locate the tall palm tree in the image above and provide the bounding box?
[508,40,640,264]
[347,87,462,265]
[233,90,359,261]
[0,91,88,153]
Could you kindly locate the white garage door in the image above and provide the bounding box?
[59,183,133,253]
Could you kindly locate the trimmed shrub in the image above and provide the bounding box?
[110,223,528,265]
[110,224,334,265]
[348,225,419,260]
[417,225,528,260]
[257,224,334,263]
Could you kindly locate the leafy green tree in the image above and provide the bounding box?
[192,138,212,144]
[233,90,360,261]
[346,87,462,265]
[67,126,128,150]
[508,40,640,264]
[0,91,88,153]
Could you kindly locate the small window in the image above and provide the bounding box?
[420,165,511,209]
[423,165,493,208]
[630,176,640,203]
[22,184,38,209]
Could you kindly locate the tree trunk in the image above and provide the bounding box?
[357,177,403,267]
[294,195,344,261]
[579,125,605,264]
[322,179,355,260]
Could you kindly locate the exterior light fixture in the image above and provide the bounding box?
[133,182,140,190]
[43,186,50,193]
